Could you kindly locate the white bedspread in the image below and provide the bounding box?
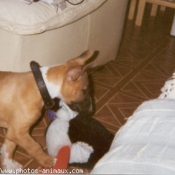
[91,99,175,174]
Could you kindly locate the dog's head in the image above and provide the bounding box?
[60,50,96,101]
[46,50,97,114]
[61,50,97,114]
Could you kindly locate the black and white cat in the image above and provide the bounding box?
[68,112,114,168]
[46,98,114,169]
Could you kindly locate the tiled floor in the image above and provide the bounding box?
[1,3,175,174]
[93,5,175,134]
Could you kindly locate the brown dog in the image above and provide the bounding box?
[0,50,96,170]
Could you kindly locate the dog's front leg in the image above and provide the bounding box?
[9,129,54,168]
[1,139,22,171]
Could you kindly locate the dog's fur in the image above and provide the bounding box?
[0,50,96,170]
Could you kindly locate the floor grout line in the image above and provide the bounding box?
[95,37,170,112]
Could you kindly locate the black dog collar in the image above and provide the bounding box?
[30,61,55,109]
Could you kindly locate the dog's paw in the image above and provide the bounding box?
[38,154,54,168]
[69,142,94,163]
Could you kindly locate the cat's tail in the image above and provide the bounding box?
[69,142,94,163]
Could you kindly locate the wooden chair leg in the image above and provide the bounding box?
[160,6,166,11]
[151,4,158,16]
[135,0,147,26]
[128,0,137,20]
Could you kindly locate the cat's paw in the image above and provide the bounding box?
[69,142,94,163]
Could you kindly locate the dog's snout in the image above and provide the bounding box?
[68,96,94,115]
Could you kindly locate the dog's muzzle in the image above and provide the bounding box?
[68,96,94,115]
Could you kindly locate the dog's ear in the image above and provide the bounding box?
[68,49,98,66]
[82,50,99,72]
[66,66,83,81]
[66,50,99,81]
[79,49,95,65]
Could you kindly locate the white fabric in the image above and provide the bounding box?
[91,99,175,174]
[159,73,175,99]
[21,0,67,10]
[39,0,64,4]
[0,0,106,35]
